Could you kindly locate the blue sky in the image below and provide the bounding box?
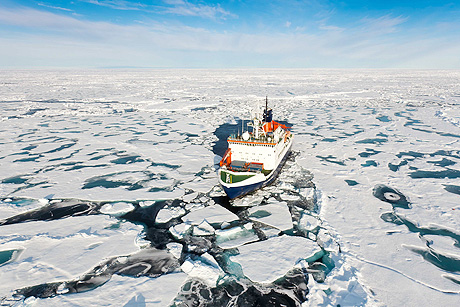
[0,0,459,68]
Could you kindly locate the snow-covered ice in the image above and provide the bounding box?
[182,204,239,226]
[230,235,323,283]
[0,215,144,298]
[180,253,223,286]
[215,223,259,249]
[1,69,460,306]
[247,201,293,231]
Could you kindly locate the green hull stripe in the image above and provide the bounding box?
[220,170,255,184]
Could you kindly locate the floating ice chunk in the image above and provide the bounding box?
[215,223,259,249]
[422,234,460,256]
[182,205,239,226]
[263,186,284,194]
[167,242,183,260]
[199,196,208,203]
[298,213,320,232]
[140,200,155,207]
[56,282,69,295]
[33,273,189,307]
[266,197,278,203]
[248,202,293,231]
[192,220,215,236]
[184,236,212,254]
[306,189,317,203]
[231,193,265,207]
[317,228,339,253]
[117,256,129,264]
[0,215,143,296]
[38,198,49,205]
[169,223,192,240]
[181,177,218,194]
[185,201,205,211]
[280,194,301,201]
[182,192,198,203]
[100,202,134,216]
[180,253,223,286]
[257,225,281,239]
[208,185,226,198]
[156,206,186,223]
[231,235,323,283]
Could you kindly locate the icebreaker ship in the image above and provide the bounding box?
[218,98,293,199]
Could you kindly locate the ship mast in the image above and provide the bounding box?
[265,96,268,116]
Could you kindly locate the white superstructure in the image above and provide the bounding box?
[218,98,293,199]
[228,125,290,170]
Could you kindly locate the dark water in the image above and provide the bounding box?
[373,184,460,277]
[344,180,359,186]
[444,185,460,195]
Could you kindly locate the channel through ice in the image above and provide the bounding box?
[1,69,460,306]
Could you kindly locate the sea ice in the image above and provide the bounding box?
[192,220,215,236]
[99,202,134,216]
[298,213,320,232]
[182,204,239,226]
[0,215,143,297]
[2,69,460,306]
[248,201,293,231]
[182,192,198,203]
[156,206,186,223]
[166,242,183,260]
[169,223,192,240]
[180,253,223,286]
[32,273,188,306]
[230,235,323,283]
[316,228,340,253]
[231,193,265,207]
[215,223,259,249]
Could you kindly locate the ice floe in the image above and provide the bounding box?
[0,215,143,297]
[2,69,460,306]
[215,223,259,249]
[182,204,239,226]
[180,253,223,286]
[247,201,293,231]
[231,235,323,283]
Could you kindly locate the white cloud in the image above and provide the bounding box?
[360,15,408,35]
[0,7,459,68]
[0,7,86,29]
[80,0,146,11]
[37,3,73,12]
[79,0,236,20]
[318,24,344,32]
[161,0,236,20]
